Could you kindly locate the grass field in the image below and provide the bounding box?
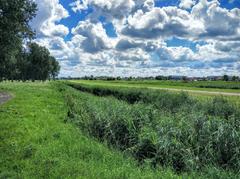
[69,80,240,106]
[0,82,181,178]
[69,80,240,93]
[1,81,240,178]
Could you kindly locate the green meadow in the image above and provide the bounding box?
[1,81,240,178]
[70,80,240,93]
[1,0,240,178]
[69,80,240,106]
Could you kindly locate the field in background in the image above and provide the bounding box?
[69,80,240,106]
[70,80,240,93]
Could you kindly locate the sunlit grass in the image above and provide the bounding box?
[0,82,181,178]
[69,80,240,93]
[64,82,240,177]
[1,81,239,178]
[69,80,240,107]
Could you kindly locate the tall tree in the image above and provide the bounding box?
[28,43,51,81]
[223,75,229,81]
[0,0,37,80]
[27,43,60,81]
[49,56,60,80]
[232,76,239,81]
[15,49,29,81]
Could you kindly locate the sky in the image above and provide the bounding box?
[31,0,240,77]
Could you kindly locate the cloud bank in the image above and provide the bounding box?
[31,0,240,77]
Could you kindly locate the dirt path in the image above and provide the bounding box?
[146,87,240,96]
[75,81,240,97]
[0,92,12,105]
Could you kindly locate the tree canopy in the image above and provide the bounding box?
[0,0,60,81]
[27,43,60,81]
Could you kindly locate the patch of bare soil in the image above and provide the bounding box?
[0,92,12,105]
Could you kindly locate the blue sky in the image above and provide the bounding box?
[31,0,240,77]
[59,0,240,42]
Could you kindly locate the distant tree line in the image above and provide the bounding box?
[0,0,60,82]
[61,75,240,82]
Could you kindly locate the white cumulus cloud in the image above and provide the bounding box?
[31,0,240,77]
[179,0,196,9]
[31,0,69,37]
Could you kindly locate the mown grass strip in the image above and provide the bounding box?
[70,80,240,93]
[107,80,240,90]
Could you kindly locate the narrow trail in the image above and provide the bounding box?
[71,81,240,96]
[146,86,240,96]
[0,92,12,105]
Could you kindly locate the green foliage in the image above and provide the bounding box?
[63,82,240,175]
[49,56,60,80]
[27,43,60,81]
[68,83,239,118]
[0,0,37,80]
[77,80,240,90]
[223,75,229,81]
[0,1,59,81]
[1,82,239,178]
[1,42,60,81]
[204,97,238,119]
[1,82,186,179]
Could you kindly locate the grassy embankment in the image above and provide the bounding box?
[65,81,240,178]
[0,82,180,178]
[1,81,239,178]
